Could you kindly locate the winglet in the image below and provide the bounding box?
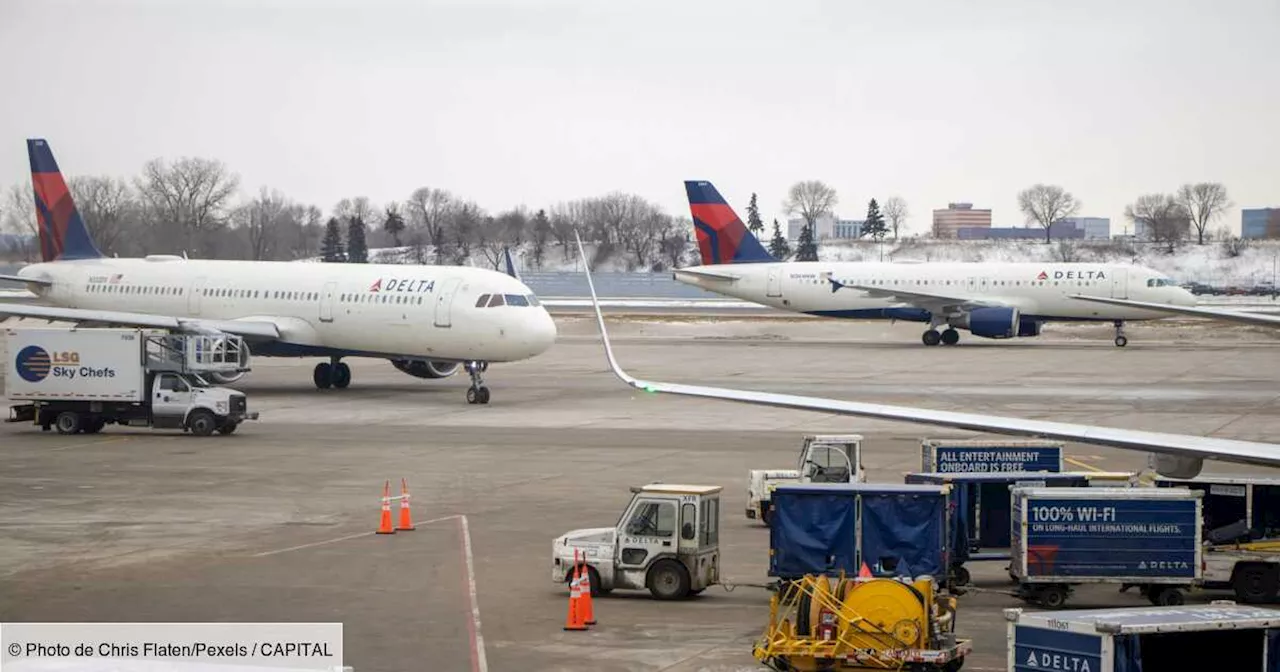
[575,230,641,388]
[503,247,521,281]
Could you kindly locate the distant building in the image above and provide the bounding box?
[932,203,991,239]
[1057,217,1110,240]
[957,222,1084,241]
[1242,208,1280,239]
[787,215,865,240]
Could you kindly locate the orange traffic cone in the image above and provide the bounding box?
[858,562,873,578]
[579,561,597,626]
[376,481,395,534]
[563,550,587,631]
[396,478,416,531]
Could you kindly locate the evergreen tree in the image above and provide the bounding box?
[532,209,551,269]
[746,192,765,236]
[346,215,369,263]
[768,218,791,259]
[321,217,346,262]
[862,198,888,241]
[383,203,406,247]
[795,222,818,261]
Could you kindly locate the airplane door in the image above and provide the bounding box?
[766,267,783,297]
[319,281,337,322]
[188,277,205,316]
[434,278,462,328]
[1111,269,1129,299]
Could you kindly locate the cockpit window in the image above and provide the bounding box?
[505,294,529,307]
[486,294,506,307]
[527,294,541,307]
[475,294,490,308]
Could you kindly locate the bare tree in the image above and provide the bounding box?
[2,184,38,262]
[883,196,908,240]
[784,181,836,261]
[1017,184,1080,243]
[1125,194,1189,254]
[235,187,295,261]
[496,207,529,249]
[134,156,239,256]
[447,200,483,264]
[548,206,577,261]
[406,187,455,264]
[69,176,137,257]
[660,217,692,269]
[1176,182,1231,245]
[287,205,323,260]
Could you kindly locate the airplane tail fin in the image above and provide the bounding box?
[684,180,775,266]
[503,247,521,281]
[27,139,102,262]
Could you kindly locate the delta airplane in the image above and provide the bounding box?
[676,181,1197,347]
[0,139,557,404]
[576,233,1280,479]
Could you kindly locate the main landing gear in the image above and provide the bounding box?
[314,357,352,389]
[465,361,491,405]
[922,328,961,347]
[1113,320,1128,348]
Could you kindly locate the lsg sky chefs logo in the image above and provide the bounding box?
[15,345,52,382]
[14,346,113,381]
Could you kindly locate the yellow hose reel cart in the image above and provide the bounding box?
[753,574,971,671]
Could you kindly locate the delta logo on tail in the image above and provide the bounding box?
[684,181,774,266]
[28,139,103,263]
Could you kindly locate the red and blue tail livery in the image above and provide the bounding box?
[28,138,102,262]
[684,180,775,265]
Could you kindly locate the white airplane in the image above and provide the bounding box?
[576,233,1280,479]
[0,139,557,404]
[677,181,1197,347]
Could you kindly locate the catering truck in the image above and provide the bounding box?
[1010,486,1203,608]
[5,327,258,436]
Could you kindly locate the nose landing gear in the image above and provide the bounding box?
[1113,320,1128,347]
[465,361,491,404]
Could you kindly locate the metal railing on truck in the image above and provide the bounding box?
[144,334,250,375]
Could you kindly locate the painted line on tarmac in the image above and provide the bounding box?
[1064,456,1104,472]
[250,515,458,557]
[49,437,130,452]
[456,514,488,672]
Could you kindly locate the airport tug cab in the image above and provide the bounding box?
[552,484,721,600]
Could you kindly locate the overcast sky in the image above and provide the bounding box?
[1,0,1276,237]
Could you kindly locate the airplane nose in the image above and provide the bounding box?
[1177,288,1198,306]
[527,309,557,354]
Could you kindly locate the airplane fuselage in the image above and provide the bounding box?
[675,261,1195,327]
[16,256,557,363]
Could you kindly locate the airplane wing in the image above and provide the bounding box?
[573,233,1280,470]
[672,267,742,282]
[0,274,51,287]
[842,282,1013,315]
[1071,295,1280,327]
[0,303,281,340]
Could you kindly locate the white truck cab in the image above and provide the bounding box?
[552,484,721,600]
[747,434,864,525]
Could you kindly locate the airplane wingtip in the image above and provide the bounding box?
[574,230,639,387]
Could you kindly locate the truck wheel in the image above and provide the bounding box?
[54,411,82,435]
[647,560,691,600]
[952,565,971,587]
[187,410,217,437]
[1149,587,1184,606]
[760,505,772,527]
[566,564,605,597]
[217,422,238,435]
[1233,564,1280,604]
[1037,586,1068,609]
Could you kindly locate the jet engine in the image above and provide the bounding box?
[391,359,461,379]
[962,307,1020,339]
[1149,453,1204,479]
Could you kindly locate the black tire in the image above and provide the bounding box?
[647,559,691,600]
[1038,585,1068,609]
[941,329,960,346]
[83,417,106,434]
[477,386,491,404]
[332,362,351,389]
[187,410,217,437]
[313,362,332,389]
[55,411,82,435]
[1233,564,1280,604]
[760,505,772,527]
[952,565,971,587]
[945,656,966,672]
[922,330,942,346]
[466,387,478,404]
[1150,587,1184,606]
[566,564,604,597]
[217,422,238,435]
[1115,336,1128,347]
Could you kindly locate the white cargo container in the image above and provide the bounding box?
[6,327,258,436]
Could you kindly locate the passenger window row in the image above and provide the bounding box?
[340,294,426,305]
[474,293,541,308]
[84,283,435,306]
[86,284,184,295]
